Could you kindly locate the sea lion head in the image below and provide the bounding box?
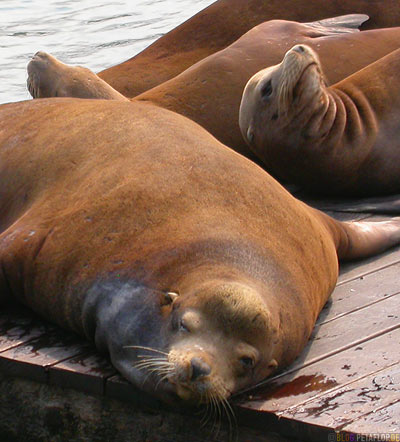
[27,51,68,99]
[83,278,279,405]
[163,281,279,403]
[239,44,327,151]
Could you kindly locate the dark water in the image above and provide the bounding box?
[0,0,215,104]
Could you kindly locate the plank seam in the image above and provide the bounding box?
[0,335,55,355]
[338,398,400,432]
[338,257,400,286]
[240,323,400,396]
[317,291,400,326]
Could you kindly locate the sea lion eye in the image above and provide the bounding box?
[240,356,254,368]
[261,80,273,99]
[179,318,189,332]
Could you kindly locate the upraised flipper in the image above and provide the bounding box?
[305,14,369,35]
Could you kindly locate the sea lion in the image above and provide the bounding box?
[1,98,400,404]
[26,18,400,159]
[239,45,400,196]
[97,0,400,98]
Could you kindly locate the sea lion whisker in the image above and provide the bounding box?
[222,397,238,441]
[133,360,163,368]
[206,391,220,437]
[135,356,170,363]
[199,392,212,426]
[133,361,172,371]
[220,399,232,439]
[124,345,168,356]
[136,362,173,382]
[155,372,174,390]
[137,355,171,362]
[133,360,170,371]
[135,358,167,365]
[141,374,152,387]
[200,406,213,429]
[137,354,166,359]
[147,366,173,375]
[208,393,218,435]
[213,393,223,439]
[199,402,209,426]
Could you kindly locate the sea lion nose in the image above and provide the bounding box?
[190,357,211,381]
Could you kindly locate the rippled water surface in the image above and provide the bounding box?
[0,0,215,103]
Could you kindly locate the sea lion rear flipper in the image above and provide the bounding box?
[313,208,400,261]
[304,14,370,36]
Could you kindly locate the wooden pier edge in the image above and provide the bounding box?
[0,371,300,442]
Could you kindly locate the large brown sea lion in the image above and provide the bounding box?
[239,45,400,196]
[26,18,400,160]
[97,0,400,98]
[1,98,400,404]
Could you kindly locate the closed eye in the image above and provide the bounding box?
[240,356,255,369]
[261,80,273,99]
[179,318,190,332]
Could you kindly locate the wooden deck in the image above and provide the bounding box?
[0,212,399,441]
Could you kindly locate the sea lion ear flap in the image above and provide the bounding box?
[161,291,180,306]
[268,359,278,371]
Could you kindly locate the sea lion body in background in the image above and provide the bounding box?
[97,0,400,97]
[27,18,400,159]
[240,45,400,196]
[1,99,400,403]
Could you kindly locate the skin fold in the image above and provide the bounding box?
[240,45,400,196]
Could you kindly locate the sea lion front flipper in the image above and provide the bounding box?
[304,14,369,35]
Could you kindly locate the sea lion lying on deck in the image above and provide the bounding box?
[1,98,400,404]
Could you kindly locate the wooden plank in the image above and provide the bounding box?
[280,294,400,374]
[49,351,117,396]
[0,329,91,383]
[278,363,400,432]
[236,328,400,413]
[339,245,400,285]
[317,261,400,325]
[341,399,400,434]
[0,305,57,352]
